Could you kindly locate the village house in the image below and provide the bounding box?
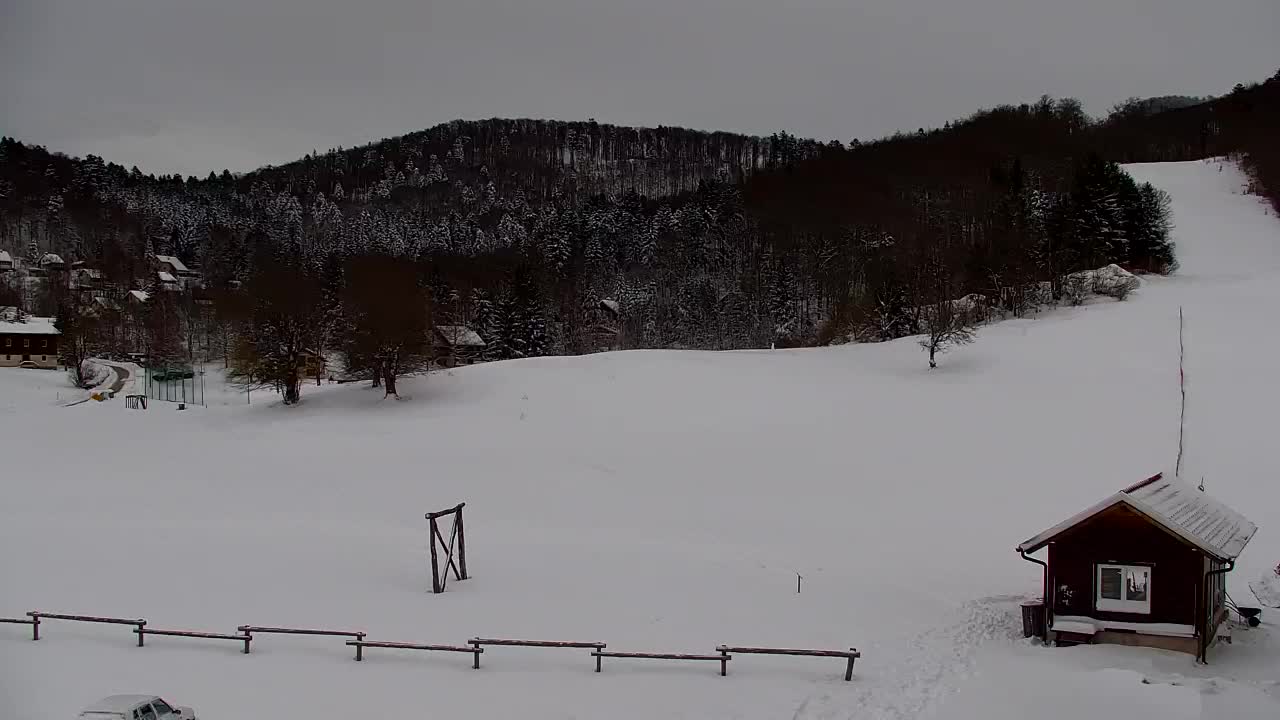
[432,325,486,367]
[0,311,60,369]
[157,271,181,291]
[0,250,13,272]
[71,267,106,297]
[1017,473,1257,661]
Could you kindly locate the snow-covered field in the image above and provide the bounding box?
[2,160,1278,719]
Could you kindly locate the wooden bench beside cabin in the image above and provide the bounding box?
[347,640,484,667]
[716,645,861,681]
[135,627,252,653]
[591,650,731,676]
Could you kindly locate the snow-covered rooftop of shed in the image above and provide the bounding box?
[157,271,178,283]
[155,254,190,273]
[1017,473,1257,560]
[129,290,151,303]
[435,325,485,348]
[0,250,11,264]
[40,253,65,266]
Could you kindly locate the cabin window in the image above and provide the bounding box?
[1096,564,1151,614]
[23,339,30,348]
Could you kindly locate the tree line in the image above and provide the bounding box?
[2,70,1275,397]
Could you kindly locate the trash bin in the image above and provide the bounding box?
[1021,600,1046,639]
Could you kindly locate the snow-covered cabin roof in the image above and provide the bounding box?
[155,254,190,273]
[157,271,178,283]
[0,315,60,335]
[0,250,12,264]
[435,325,485,348]
[600,298,620,315]
[40,253,66,267]
[1018,473,1257,561]
[129,289,151,303]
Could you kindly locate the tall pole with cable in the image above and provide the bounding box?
[1176,306,1187,477]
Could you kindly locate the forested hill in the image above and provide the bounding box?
[0,71,1276,362]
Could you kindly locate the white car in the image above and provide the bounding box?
[78,695,196,720]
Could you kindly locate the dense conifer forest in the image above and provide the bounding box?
[1,70,1276,399]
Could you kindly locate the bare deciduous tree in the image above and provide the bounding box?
[339,254,432,397]
[917,255,978,369]
[55,293,99,388]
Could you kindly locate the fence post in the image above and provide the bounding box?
[136,621,146,647]
[844,650,857,681]
[242,631,252,654]
[30,614,40,641]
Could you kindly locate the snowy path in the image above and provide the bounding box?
[797,596,1026,720]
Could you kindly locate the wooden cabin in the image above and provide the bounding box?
[1017,473,1256,661]
[432,325,486,367]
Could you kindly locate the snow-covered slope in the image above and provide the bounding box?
[2,160,1278,719]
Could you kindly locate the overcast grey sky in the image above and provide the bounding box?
[2,0,1276,176]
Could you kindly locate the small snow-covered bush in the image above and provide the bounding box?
[67,360,108,389]
[1091,264,1141,300]
[1061,274,1091,306]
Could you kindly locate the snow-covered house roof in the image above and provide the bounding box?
[92,296,121,312]
[40,253,66,267]
[0,315,60,335]
[155,254,190,273]
[434,325,486,348]
[600,298,620,315]
[0,250,12,265]
[1018,473,1257,561]
[157,271,178,284]
[128,289,151,303]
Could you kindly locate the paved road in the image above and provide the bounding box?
[104,362,131,394]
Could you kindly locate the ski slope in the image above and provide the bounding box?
[2,159,1279,719]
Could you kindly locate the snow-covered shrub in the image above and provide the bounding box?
[1090,264,1141,300]
[1061,274,1091,306]
[67,360,108,389]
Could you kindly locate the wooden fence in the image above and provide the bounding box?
[2,610,859,680]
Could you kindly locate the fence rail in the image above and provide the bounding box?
[6,608,859,681]
[136,628,252,653]
[593,650,730,676]
[27,612,146,641]
[348,640,482,667]
[717,645,861,681]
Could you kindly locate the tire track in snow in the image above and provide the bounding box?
[799,595,1026,720]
